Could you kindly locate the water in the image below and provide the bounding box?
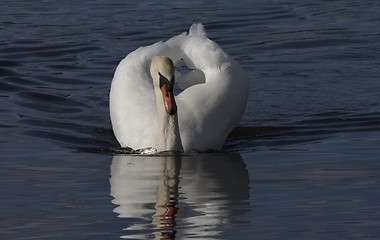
[1,0,380,239]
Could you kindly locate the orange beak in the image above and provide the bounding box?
[161,84,177,115]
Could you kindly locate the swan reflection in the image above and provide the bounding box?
[110,153,250,239]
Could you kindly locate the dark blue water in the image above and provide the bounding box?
[1,1,380,239]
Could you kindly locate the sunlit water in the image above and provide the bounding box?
[1,1,380,239]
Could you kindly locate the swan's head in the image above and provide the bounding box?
[150,56,177,115]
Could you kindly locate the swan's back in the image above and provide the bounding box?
[175,24,249,151]
[110,23,249,152]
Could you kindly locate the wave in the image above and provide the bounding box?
[52,111,380,153]
[226,111,380,151]
[3,73,380,154]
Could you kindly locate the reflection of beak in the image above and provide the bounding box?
[160,74,177,115]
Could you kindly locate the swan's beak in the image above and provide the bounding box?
[160,75,177,115]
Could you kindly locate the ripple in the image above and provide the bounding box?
[228,111,380,151]
[1,1,380,239]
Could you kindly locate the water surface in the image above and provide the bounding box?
[1,0,380,239]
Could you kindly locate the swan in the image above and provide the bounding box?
[109,23,249,153]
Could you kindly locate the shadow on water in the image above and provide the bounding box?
[110,153,250,239]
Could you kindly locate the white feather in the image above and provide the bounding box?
[109,23,249,152]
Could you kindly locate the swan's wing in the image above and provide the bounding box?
[110,42,171,149]
[109,32,190,150]
[174,24,249,151]
[176,65,248,152]
[176,69,206,89]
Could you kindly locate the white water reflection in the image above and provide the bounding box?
[110,153,250,239]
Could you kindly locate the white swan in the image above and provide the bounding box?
[110,23,249,152]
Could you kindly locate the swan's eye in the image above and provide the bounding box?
[159,72,168,89]
[158,72,175,92]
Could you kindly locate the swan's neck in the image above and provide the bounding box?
[155,89,183,152]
